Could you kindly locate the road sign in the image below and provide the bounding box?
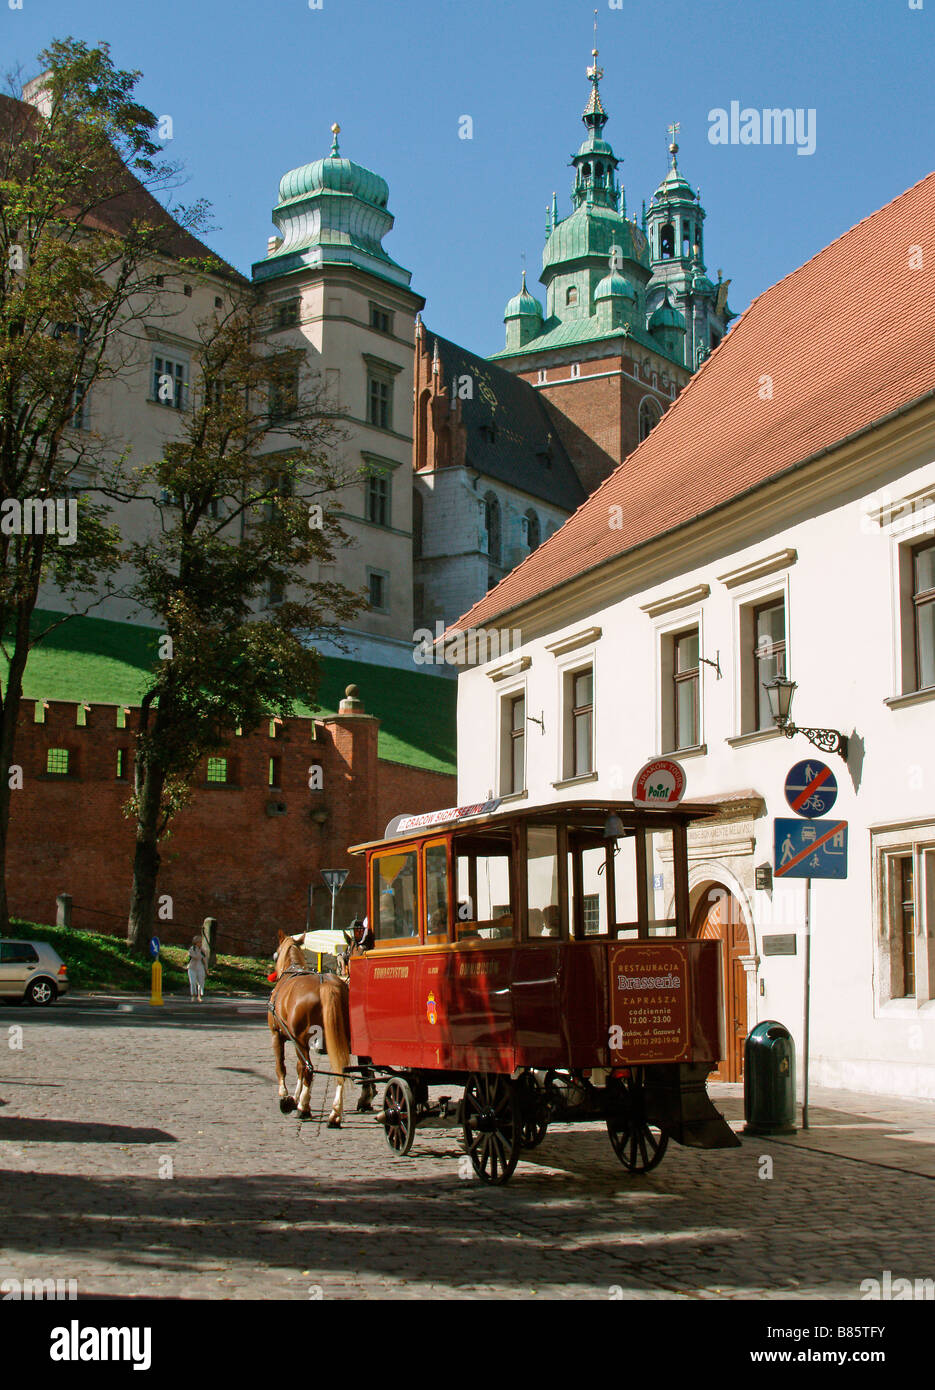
[149,936,160,958]
[784,759,838,818]
[774,817,848,879]
[632,757,686,808]
[321,869,349,894]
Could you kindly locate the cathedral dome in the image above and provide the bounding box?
[505,273,544,320]
[278,125,389,209]
[649,291,686,332]
[544,203,650,275]
[595,270,636,301]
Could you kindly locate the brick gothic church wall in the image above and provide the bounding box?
[7,698,455,956]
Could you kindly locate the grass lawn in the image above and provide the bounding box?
[8,918,269,996]
[9,610,457,773]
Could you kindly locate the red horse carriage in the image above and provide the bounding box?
[346,799,739,1184]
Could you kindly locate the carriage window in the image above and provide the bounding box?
[424,842,450,941]
[455,846,514,941]
[372,850,418,942]
[612,831,641,938]
[643,827,677,936]
[567,843,610,937]
[527,825,563,939]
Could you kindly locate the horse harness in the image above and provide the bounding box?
[267,964,337,1075]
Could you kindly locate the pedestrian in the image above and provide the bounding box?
[186,937,207,1002]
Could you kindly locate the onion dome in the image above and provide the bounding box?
[278,124,388,209]
[595,270,637,302]
[650,290,687,336]
[504,271,544,321]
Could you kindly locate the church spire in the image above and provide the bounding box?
[582,9,607,136]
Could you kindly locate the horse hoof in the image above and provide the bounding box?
[298,1110,312,1122]
[356,1101,374,1114]
[327,1118,341,1129]
[279,1097,297,1114]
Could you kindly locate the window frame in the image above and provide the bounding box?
[872,826,935,1010]
[751,597,787,732]
[499,688,526,797]
[367,567,390,613]
[911,538,935,691]
[151,352,189,411]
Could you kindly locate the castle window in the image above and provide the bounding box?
[269,757,282,789]
[639,397,662,441]
[566,286,578,307]
[46,748,70,776]
[366,473,390,527]
[276,299,299,328]
[269,366,299,422]
[369,303,393,335]
[206,757,229,785]
[152,354,188,410]
[484,492,501,565]
[524,510,541,551]
[368,568,389,612]
[367,375,393,430]
[116,748,127,780]
[660,223,675,259]
[594,162,603,179]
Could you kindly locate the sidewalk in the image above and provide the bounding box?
[711,1080,935,1180]
[60,991,267,1017]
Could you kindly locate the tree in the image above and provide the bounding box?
[123,299,363,953]
[0,38,211,930]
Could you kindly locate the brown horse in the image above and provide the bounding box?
[267,932,375,1125]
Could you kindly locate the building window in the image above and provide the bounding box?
[269,367,299,423]
[660,223,675,258]
[912,540,935,690]
[563,667,593,778]
[752,598,786,731]
[671,628,700,750]
[269,756,282,789]
[46,747,70,776]
[893,855,917,998]
[524,510,540,551]
[70,383,90,429]
[367,375,393,430]
[570,363,581,379]
[369,303,393,335]
[566,286,578,306]
[639,397,662,441]
[500,692,525,796]
[206,757,228,784]
[152,354,188,410]
[276,299,299,328]
[116,748,127,780]
[484,492,501,564]
[366,474,390,527]
[874,831,935,1008]
[368,569,389,612]
[537,368,547,385]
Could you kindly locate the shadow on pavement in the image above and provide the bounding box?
[0,1118,176,1145]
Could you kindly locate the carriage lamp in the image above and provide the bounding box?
[603,813,625,841]
[762,677,848,759]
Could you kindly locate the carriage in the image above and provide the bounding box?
[346,798,739,1184]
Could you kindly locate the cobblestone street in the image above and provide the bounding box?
[2,1000,933,1301]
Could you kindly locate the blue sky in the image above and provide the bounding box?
[5,0,934,355]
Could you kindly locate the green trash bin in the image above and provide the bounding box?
[743,1020,797,1135]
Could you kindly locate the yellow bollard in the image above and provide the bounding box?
[317,951,322,972]
[150,959,163,1006]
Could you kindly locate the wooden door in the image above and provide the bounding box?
[691,887,750,1081]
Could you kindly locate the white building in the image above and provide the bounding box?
[450,171,935,1099]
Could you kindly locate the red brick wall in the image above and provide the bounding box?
[7,700,455,957]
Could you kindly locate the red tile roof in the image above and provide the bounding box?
[452,171,935,633]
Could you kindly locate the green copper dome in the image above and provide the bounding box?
[595,270,636,300]
[649,290,686,331]
[278,126,389,209]
[544,203,650,274]
[504,271,544,320]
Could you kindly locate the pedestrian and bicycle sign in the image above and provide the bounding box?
[784,759,837,818]
[774,817,848,879]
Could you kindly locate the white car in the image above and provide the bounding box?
[0,939,69,1005]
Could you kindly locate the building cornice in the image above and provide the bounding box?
[717,549,797,589]
[544,626,603,656]
[639,584,710,618]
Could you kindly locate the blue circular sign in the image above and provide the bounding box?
[784,760,838,818]
[149,936,160,958]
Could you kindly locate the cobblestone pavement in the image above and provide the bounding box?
[1,1002,933,1301]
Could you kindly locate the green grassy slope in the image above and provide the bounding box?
[7,610,457,773]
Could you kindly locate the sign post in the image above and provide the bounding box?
[149,936,162,1007]
[776,759,846,1133]
[321,868,349,936]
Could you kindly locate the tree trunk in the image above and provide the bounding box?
[127,759,166,954]
[0,609,35,934]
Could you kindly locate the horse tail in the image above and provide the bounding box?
[320,976,351,1080]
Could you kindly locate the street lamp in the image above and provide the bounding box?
[762,677,848,759]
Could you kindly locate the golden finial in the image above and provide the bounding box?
[330,122,341,156]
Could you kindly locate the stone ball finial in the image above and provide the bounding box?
[346,684,358,698]
[339,683,364,714]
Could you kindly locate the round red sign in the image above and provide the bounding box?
[631,758,687,808]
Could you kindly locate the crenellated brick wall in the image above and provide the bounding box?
[6,691,455,956]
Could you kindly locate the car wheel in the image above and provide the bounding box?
[27,979,56,1006]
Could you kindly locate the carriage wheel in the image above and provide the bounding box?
[606,1068,669,1174]
[382,1077,416,1156]
[518,1076,549,1149]
[462,1073,521,1184]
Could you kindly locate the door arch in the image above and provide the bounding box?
[691,884,750,1082]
